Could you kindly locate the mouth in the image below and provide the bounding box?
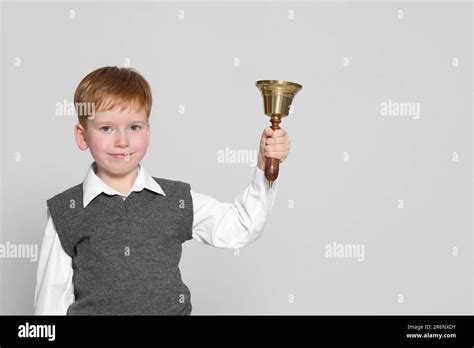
[109,152,134,159]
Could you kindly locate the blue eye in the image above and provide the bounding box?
[100,126,112,132]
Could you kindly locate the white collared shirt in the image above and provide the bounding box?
[34,162,278,315]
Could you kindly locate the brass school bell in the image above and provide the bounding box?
[256,80,302,188]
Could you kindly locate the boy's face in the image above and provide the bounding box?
[75,106,150,176]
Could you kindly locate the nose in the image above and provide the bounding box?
[114,129,129,148]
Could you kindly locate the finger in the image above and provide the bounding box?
[266,143,288,152]
[270,134,290,144]
[273,128,287,137]
[264,151,288,160]
[264,127,274,137]
[266,136,285,145]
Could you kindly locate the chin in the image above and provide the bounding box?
[99,160,138,175]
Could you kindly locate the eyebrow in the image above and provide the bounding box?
[95,120,146,126]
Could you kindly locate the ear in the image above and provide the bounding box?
[74,123,89,151]
[146,122,151,147]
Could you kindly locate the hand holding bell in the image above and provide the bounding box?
[256,80,302,188]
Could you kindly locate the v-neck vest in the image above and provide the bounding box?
[46,177,194,315]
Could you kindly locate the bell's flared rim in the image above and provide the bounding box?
[255,80,302,91]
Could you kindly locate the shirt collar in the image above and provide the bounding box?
[82,161,166,208]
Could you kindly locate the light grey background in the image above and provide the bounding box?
[0,1,472,314]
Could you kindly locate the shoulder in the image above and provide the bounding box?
[151,177,191,194]
[45,183,83,258]
[47,183,83,207]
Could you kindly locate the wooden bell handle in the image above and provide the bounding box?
[265,117,281,188]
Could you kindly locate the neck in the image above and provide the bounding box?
[95,164,139,196]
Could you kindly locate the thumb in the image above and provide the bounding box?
[264,127,274,137]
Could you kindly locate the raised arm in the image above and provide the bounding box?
[191,166,278,249]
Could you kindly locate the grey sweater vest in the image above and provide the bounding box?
[46,177,194,315]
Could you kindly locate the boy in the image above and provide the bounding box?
[34,66,291,315]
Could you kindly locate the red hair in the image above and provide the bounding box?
[74,66,152,129]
